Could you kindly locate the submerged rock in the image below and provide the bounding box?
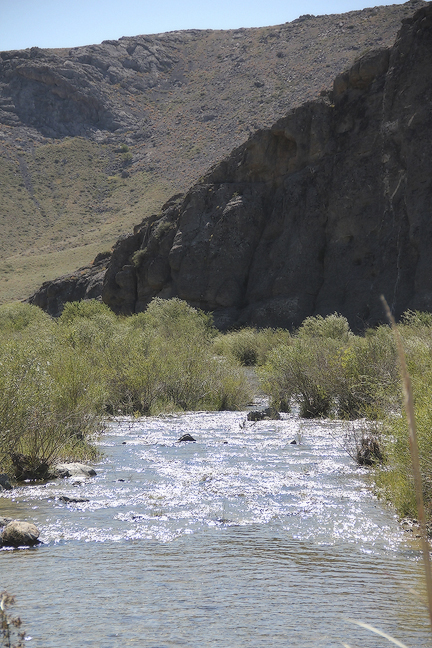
[1,521,40,547]
[58,495,90,504]
[54,463,97,478]
[178,434,196,442]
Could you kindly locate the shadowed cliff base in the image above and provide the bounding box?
[29,3,432,331]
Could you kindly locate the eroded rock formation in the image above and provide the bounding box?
[29,5,432,330]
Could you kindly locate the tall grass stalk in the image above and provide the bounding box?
[345,618,410,648]
[381,296,432,632]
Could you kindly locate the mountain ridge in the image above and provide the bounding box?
[0,0,425,304]
[29,2,432,331]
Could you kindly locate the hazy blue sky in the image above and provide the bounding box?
[1,0,407,51]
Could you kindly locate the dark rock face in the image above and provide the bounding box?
[29,6,432,330]
[29,251,111,317]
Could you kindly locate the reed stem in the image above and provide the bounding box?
[381,296,432,631]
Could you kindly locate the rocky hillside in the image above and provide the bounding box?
[30,2,432,331]
[0,0,425,303]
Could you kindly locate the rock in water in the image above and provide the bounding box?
[58,495,90,504]
[247,407,281,421]
[54,463,97,478]
[178,434,196,442]
[1,521,40,547]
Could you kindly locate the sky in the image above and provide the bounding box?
[1,0,408,51]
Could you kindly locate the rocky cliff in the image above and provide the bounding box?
[0,1,425,305]
[30,4,432,331]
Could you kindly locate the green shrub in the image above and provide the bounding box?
[0,336,102,480]
[375,315,432,519]
[0,302,52,333]
[0,298,253,479]
[141,297,214,341]
[260,337,340,418]
[104,304,250,414]
[59,299,115,324]
[336,326,398,419]
[297,313,352,342]
[213,327,291,366]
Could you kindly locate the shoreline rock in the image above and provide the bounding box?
[1,521,40,548]
[53,463,97,478]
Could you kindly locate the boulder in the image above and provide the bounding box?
[0,474,13,490]
[1,521,40,547]
[53,463,97,478]
[178,434,196,442]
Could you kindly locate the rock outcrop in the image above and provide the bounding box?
[29,251,111,317]
[29,5,432,330]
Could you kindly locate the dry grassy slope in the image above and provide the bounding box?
[0,0,425,304]
[0,138,173,302]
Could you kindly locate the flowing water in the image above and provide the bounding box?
[1,410,431,647]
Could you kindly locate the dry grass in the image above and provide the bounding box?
[0,137,173,303]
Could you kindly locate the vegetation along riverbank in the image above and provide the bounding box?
[1,299,432,527]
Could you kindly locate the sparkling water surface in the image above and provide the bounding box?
[1,411,430,647]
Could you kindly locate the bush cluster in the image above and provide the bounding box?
[0,299,251,480]
[256,310,432,523]
[374,312,432,520]
[212,327,290,367]
[259,313,399,419]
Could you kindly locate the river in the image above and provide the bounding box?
[1,410,431,647]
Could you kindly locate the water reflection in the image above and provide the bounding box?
[0,411,430,646]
